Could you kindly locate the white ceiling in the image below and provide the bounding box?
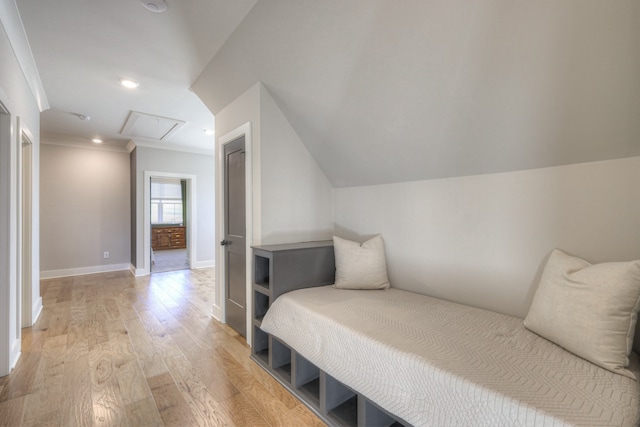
[17,0,258,152]
[194,0,640,187]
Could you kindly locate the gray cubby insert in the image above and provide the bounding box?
[250,241,411,427]
[294,353,321,405]
[254,254,270,289]
[322,372,358,426]
[270,337,292,382]
[252,325,269,366]
[253,290,269,322]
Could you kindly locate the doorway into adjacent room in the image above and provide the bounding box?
[150,177,189,273]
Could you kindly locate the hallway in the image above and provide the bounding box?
[0,269,322,426]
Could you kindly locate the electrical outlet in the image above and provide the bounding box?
[103,251,110,259]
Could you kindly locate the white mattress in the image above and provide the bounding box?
[260,286,640,427]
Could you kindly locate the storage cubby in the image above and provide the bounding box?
[270,337,292,383]
[294,353,321,406]
[253,290,269,323]
[252,325,269,366]
[254,254,271,290]
[322,373,358,426]
[359,397,405,427]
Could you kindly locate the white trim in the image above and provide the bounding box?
[132,139,214,156]
[9,338,20,370]
[41,134,130,153]
[40,263,132,279]
[216,122,254,341]
[193,260,215,269]
[17,117,37,328]
[0,1,49,111]
[31,298,42,325]
[0,101,12,375]
[142,171,197,276]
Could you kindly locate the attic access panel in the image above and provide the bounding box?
[121,111,185,141]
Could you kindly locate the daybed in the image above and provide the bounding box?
[254,238,640,426]
[261,286,640,426]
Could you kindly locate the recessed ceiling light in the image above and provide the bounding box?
[92,138,103,144]
[120,78,140,89]
[204,129,214,136]
[140,0,168,12]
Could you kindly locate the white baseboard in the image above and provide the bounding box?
[134,268,149,277]
[193,260,215,269]
[9,338,20,370]
[32,297,43,324]
[40,263,131,279]
[211,303,223,322]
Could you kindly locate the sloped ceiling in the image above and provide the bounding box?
[17,0,257,151]
[193,0,640,187]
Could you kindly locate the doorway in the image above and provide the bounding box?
[150,177,188,273]
[142,171,197,276]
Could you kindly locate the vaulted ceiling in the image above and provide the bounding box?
[194,0,640,187]
[17,0,257,152]
[16,1,640,185]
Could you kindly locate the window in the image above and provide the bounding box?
[151,178,185,225]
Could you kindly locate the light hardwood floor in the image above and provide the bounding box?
[0,269,324,427]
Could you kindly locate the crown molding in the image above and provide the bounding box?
[0,1,49,112]
[41,134,130,153]
[129,138,214,156]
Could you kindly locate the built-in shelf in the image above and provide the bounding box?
[250,241,410,427]
[254,254,271,290]
[328,395,358,427]
[254,291,269,324]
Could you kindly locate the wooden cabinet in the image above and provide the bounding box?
[151,226,186,250]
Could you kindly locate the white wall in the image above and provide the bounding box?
[133,146,216,274]
[334,157,640,319]
[40,142,131,277]
[214,82,333,246]
[260,85,333,244]
[210,82,334,332]
[0,1,46,375]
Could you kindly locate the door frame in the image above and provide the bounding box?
[142,171,197,276]
[215,122,257,345]
[17,117,35,328]
[0,101,20,375]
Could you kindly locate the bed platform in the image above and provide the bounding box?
[251,242,640,427]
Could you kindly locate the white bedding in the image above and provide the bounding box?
[260,286,640,427]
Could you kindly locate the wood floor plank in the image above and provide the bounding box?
[22,335,66,423]
[220,392,270,427]
[115,359,152,406]
[164,353,235,426]
[163,318,240,403]
[47,301,71,337]
[148,372,198,427]
[88,342,129,427]
[125,396,164,427]
[19,410,60,427]
[213,346,306,426]
[60,353,93,427]
[0,396,25,427]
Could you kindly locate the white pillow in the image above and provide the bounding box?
[524,249,640,379]
[333,235,390,290]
